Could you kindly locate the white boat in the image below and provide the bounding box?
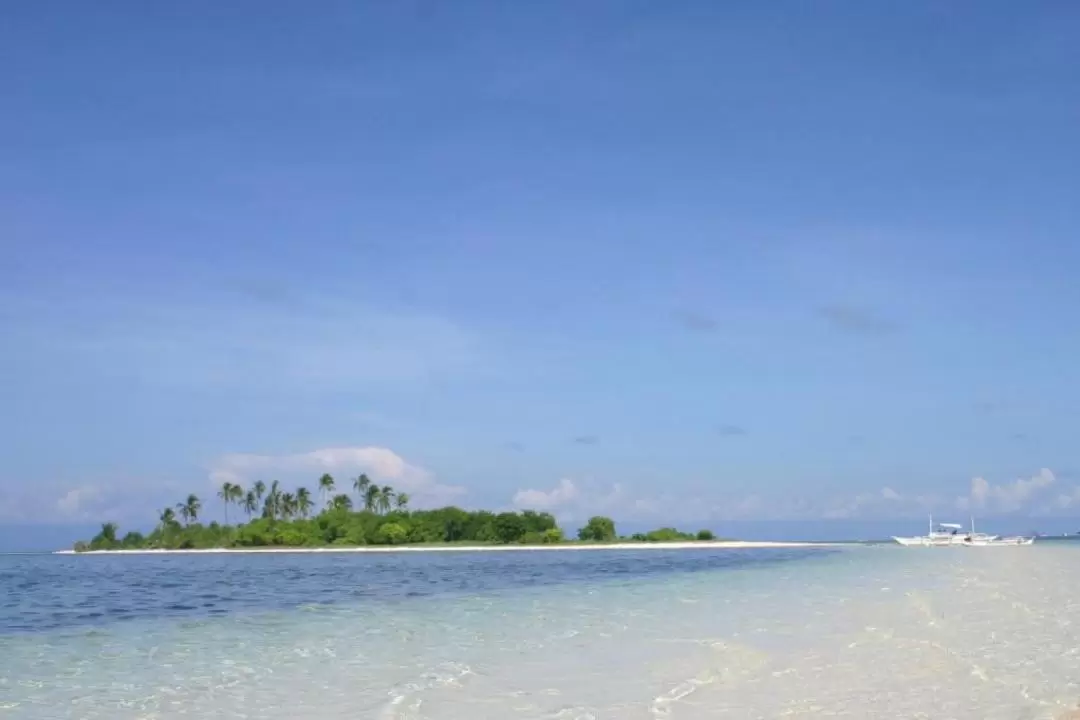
[892,515,997,547]
[893,515,967,546]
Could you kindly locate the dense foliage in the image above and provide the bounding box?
[629,527,716,542]
[74,474,720,551]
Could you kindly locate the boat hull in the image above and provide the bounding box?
[962,536,1035,546]
[892,533,1000,547]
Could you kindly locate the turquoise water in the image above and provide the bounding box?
[3,545,1079,718]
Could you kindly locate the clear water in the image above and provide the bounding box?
[3,545,1080,719]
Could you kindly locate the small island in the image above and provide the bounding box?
[73,474,720,552]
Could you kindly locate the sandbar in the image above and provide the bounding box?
[54,540,837,555]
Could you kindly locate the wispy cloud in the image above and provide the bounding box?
[0,477,188,526]
[7,445,463,526]
[512,478,580,511]
[55,486,104,519]
[816,303,899,336]
[817,486,909,519]
[512,478,651,523]
[512,469,1074,526]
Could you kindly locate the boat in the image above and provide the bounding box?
[961,534,1035,547]
[892,515,998,547]
[956,516,1035,546]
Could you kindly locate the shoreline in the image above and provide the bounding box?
[54,540,841,555]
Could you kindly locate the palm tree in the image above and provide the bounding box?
[243,490,259,519]
[157,508,177,546]
[296,487,313,518]
[253,480,266,507]
[263,480,281,520]
[177,494,201,525]
[186,494,201,524]
[394,492,410,511]
[377,486,393,514]
[354,473,371,505]
[363,484,380,512]
[229,483,244,517]
[318,474,335,507]
[281,492,297,520]
[330,494,353,512]
[218,482,235,524]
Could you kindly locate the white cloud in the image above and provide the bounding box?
[511,478,641,522]
[512,478,579,510]
[967,468,1056,513]
[1054,486,1080,510]
[818,487,906,519]
[511,480,940,525]
[55,485,103,520]
[209,446,466,507]
[814,473,1066,521]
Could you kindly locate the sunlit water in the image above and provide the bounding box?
[3,544,1080,719]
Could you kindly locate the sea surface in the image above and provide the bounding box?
[3,542,1080,719]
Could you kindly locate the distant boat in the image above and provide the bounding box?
[892,514,997,547]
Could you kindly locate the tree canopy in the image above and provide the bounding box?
[74,480,722,551]
[577,515,617,542]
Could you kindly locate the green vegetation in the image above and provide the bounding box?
[629,528,716,542]
[75,475,723,551]
[577,515,617,541]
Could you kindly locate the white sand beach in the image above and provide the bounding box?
[53,539,836,555]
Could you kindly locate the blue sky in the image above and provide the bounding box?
[3,1,1080,545]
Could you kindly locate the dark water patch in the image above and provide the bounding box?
[0,547,836,634]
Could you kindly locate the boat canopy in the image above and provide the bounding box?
[938,523,963,529]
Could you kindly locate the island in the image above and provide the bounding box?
[72,474,723,552]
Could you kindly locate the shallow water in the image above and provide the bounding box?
[3,544,1079,718]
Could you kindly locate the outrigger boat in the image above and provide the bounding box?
[893,515,1034,546]
[892,515,982,546]
[958,516,1035,546]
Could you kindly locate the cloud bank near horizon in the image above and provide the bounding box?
[510,468,1077,525]
[10,453,1080,529]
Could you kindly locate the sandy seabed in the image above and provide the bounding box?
[16,541,1077,718]
[53,540,835,555]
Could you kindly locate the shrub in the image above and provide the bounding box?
[577,516,617,542]
[377,522,408,545]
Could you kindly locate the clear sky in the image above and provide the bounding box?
[3,1,1080,545]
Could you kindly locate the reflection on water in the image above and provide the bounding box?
[3,546,1080,718]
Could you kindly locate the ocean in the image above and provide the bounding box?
[2,543,1079,718]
